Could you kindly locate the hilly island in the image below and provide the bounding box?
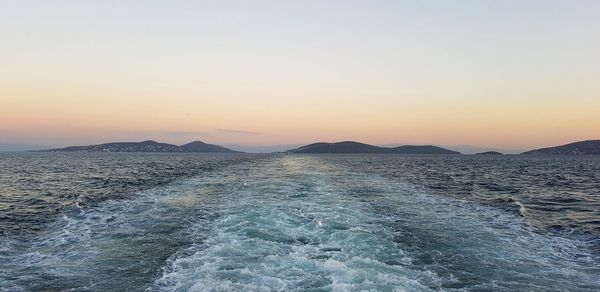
[521,140,600,155]
[34,139,600,155]
[38,140,460,154]
[39,140,241,153]
[288,141,460,154]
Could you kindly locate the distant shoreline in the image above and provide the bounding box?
[14,139,600,155]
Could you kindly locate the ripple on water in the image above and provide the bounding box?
[154,156,600,291]
[1,154,600,291]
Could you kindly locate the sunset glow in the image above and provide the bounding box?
[2,1,599,148]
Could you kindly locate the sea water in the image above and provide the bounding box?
[1,153,599,291]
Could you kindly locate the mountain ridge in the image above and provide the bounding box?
[28,139,600,155]
[521,140,600,155]
[288,141,460,154]
[37,140,241,153]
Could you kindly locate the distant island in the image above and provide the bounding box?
[288,141,460,154]
[475,151,503,155]
[522,140,600,155]
[29,139,600,155]
[37,140,241,153]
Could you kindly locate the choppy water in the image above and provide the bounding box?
[1,153,599,291]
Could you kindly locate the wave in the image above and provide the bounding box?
[154,156,600,291]
[2,155,599,291]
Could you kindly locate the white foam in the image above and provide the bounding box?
[153,156,600,291]
[3,155,599,291]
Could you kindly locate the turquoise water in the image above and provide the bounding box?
[1,154,599,291]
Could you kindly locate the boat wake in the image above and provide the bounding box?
[2,155,599,291]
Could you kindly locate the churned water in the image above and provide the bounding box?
[1,153,599,291]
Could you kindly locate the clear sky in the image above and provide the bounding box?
[1,0,599,148]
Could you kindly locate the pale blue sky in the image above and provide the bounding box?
[1,1,599,147]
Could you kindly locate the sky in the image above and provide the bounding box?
[1,0,599,149]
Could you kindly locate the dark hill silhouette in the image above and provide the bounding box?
[522,140,600,155]
[39,140,241,153]
[289,141,460,154]
[179,141,242,153]
[392,145,459,154]
[291,141,391,154]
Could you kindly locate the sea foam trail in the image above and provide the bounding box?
[153,156,600,291]
[2,155,598,291]
[0,161,254,291]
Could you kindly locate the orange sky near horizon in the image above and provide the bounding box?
[1,1,599,148]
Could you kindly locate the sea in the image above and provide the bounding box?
[1,152,599,291]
